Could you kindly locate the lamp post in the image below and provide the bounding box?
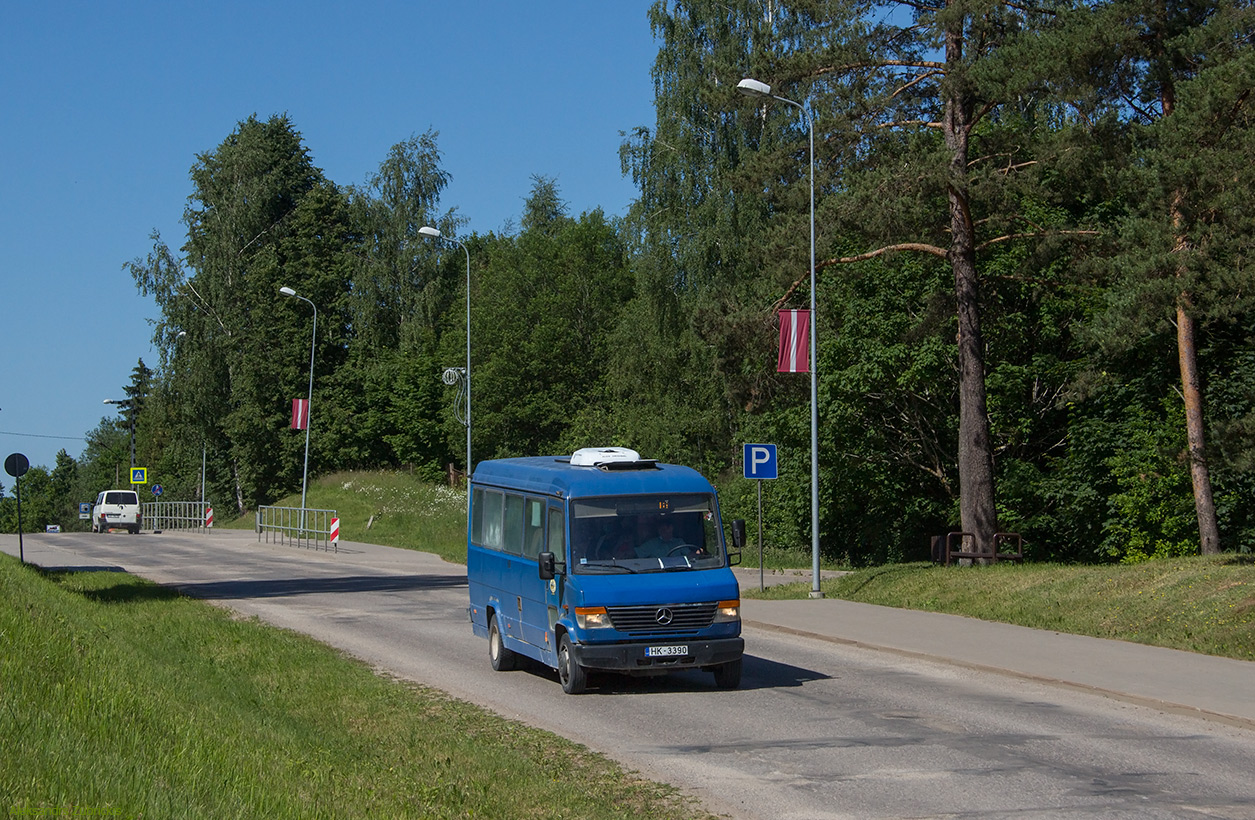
[279,286,317,528]
[418,226,472,503]
[102,398,136,489]
[737,77,823,599]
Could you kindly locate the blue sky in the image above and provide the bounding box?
[0,1,659,473]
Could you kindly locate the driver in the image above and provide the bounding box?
[637,516,686,559]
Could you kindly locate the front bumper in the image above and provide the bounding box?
[569,637,743,672]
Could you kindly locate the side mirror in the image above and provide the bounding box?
[538,551,556,581]
[728,519,746,566]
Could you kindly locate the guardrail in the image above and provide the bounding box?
[257,505,339,552]
[142,501,211,532]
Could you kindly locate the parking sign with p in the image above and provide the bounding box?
[743,443,778,480]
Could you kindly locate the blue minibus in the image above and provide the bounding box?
[467,447,746,693]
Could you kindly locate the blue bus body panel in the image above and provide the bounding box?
[569,570,738,609]
[471,456,717,500]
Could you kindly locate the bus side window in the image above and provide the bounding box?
[547,507,566,566]
[471,488,485,544]
[482,490,503,549]
[524,498,545,560]
[503,494,525,555]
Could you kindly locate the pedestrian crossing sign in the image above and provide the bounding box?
[131,467,148,484]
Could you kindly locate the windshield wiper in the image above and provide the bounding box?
[581,560,637,574]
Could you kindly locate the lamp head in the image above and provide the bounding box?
[418,226,442,239]
[279,286,297,297]
[737,78,773,98]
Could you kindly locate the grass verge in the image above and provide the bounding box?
[742,556,1255,661]
[0,555,711,819]
[221,471,468,565]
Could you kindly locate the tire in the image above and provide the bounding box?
[488,615,516,672]
[557,634,587,694]
[712,658,742,690]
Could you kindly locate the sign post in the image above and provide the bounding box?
[742,444,778,591]
[5,453,30,564]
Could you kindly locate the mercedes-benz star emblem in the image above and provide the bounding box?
[655,607,674,625]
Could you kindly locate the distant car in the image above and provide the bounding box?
[92,490,142,534]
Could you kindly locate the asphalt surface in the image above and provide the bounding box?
[731,567,1255,730]
[5,530,1251,731]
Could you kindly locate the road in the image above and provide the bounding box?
[4,529,1255,819]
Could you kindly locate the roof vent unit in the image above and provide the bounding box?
[568,447,658,471]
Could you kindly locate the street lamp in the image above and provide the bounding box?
[103,398,136,488]
[738,77,823,599]
[419,226,472,502]
[279,286,317,527]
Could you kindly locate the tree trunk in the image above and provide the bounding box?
[233,457,246,517]
[1164,87,1221,556]
[1176,301,1221,554]
[944,15,999,554]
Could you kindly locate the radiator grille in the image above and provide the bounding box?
[606,602,717,635]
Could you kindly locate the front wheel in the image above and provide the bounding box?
[712,658,742,690]
[557,634,587,694]
[488,615,516,672]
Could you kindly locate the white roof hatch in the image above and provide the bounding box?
[569,447,642,467]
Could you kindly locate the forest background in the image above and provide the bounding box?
[3,0,1253,566]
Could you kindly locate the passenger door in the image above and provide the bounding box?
[518,497,551,652]
[540,504,566,666]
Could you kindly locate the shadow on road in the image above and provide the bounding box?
[173,573,468,600]
[510,651,830,695]
[37,566,466,605]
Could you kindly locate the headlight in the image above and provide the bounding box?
[575,606,611,629]
[714,600,740,623]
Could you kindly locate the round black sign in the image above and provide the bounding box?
[5,452,30,478]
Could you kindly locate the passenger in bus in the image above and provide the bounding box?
[637,516,686,559]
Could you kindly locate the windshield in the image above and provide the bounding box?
[571,493,727,574]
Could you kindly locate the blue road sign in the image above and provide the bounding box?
[131,467,148,484]
[152,484,163,497]
[743,443,778,480]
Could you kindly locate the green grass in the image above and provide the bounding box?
[743,556,1255,661]
[222,471,468,564]
[0,555,711,819]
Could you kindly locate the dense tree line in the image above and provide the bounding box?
[5,1,1251,564]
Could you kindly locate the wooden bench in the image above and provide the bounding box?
[944,531,1024,566]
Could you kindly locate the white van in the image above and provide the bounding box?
[92,490,142,534]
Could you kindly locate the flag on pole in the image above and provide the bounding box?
[777,309,810,373]
[291,398,310,430]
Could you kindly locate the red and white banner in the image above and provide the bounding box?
[330,517,340,545]
[777,309,811,373]
[291,398,310,430]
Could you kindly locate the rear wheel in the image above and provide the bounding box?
[712,658,742,690]
[488,615,516,672]
[557,634,587,694]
